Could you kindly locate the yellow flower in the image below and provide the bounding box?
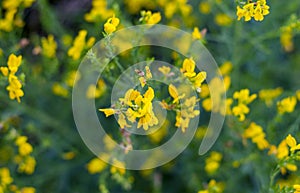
[236,0,270,22]
[233,89,257,105]
[205,151,222,174]
[99,108,115,117]
[41,34,57,58]
[0,67,9,76]
[18,142,33,156]
[286,134,300,152]
[0,167,13,186]
[68,30,95,60]
[276,140,289,159]
[0,9,17,32]
[199,2,211,14]
[259,87,283,106]
[7,54,22,75]
[277,96,297,114]
[244,122,269,150]
[158,66,171,75]
[181,58,196,78]
[232,103,249,121]
[52,82,69,98]
[140,10,161,25]
[219,61,233,76]
[215,13,232,26]
[84,0,114,22]
[192,27,202,40]
[86,158,107,174]
[17,156,36,174]
[110,159,126,175]
[169,84,185,103]
[294,184,300,193]
[104,15,120,35]
[20,187,36,193]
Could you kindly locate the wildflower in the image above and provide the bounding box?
[68,30,95,60]
[236,0,270,22]
[140,10,161,25]
[0,9,17,32]
[110,159,126,175]
[169,84,185,103]
[198,180,224,193]
[52,83,69,98]
[1,54,24,102]
[17,156,36,174]
[243,122,269,150]
[158,66,171,76]
[215,13,232,26]
[20,187,36,193]
[84,0,114,22]
[259,87,283,106]
[86,158,107,174]
[232,103,249,121]
[294,184,300,193]
[219,61,233,76]
[205,151,222,174]
[280,28,294,52]
[104,15,120,35]
[41,34,57,58]
[276,140,289,159]
[277,96,297,114]
[233,89,257,104]
[286,134,300,152]
[0,167,13,186]
[192,27,202,40]
[180,58,207,92]
[86,79,106,99]
[199,2,211,14]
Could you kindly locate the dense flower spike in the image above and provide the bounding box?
[0,54,24,102]
[236,0,270,22]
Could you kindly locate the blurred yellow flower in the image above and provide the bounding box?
[104,15,120,35]
[277,96,297,114]
[215,13,232,26]
[41,34,57,58]
[199,2,211,14]
[259,87,283,107]
[99,108,115,117]
[86,158,107,174]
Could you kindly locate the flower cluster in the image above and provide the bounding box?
[259,87,283,107]
[84,0,114,22]
[236,0,270,21]
[0,54,24,103]
[243,122,269,150]
[277,96,297,115]
[41,34,57,58]
[232,89,257,121]
[139,10,162,25]
[68,30,96,60]
[0,0,35,32]
[104,15,120,35]
[14,136,36,175]
[180,58,206,92]
[205,151,223,175]
[100,86,158,131]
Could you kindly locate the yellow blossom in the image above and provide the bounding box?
[259,87,283,106]
[52,83,69,98]
[276,140,289,159]
[277,96,297,114]
[205,151,222,174]
[244,122,269,150]
[84,0,114,22]
[215,13,232,26]
[232,103,249,121]
[41,34,57,58]
[99,108,115,117]
[158,66,171,75]
[286,134,300,152]
[219,61,233,76]
[199,2,211,14]
[0,167,13,186]
[17,156,36,174]
[20,187,36,193]
[233,89,257,104]
[0,9,17,32]
[68,30,95,60]
[86,158,107,174]
[169,84,185,103]
[104,15,120,35]
[192,27,202,40]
